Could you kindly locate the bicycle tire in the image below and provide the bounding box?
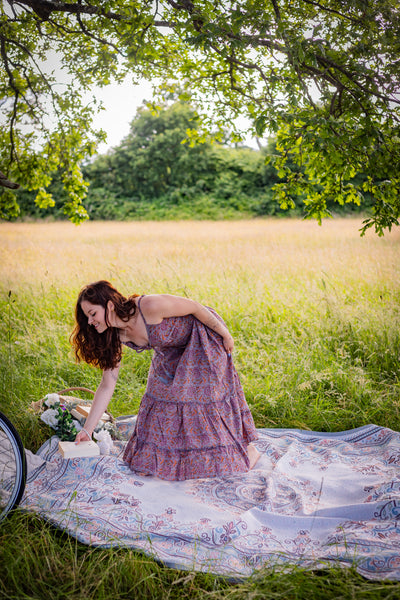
[0,411,26,523]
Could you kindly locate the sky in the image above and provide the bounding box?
[82,78,156,154]
[83,78,259,155]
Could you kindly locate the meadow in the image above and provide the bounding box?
[0,218,399,599]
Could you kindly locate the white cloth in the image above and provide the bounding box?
[20,421,400,580]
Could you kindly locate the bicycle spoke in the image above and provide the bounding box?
[0,413,26,522]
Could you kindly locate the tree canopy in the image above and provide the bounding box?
[19,100,289,220]
[80,100,283,219]
[1,0,399,233]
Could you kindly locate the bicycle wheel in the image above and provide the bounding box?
[0,411,26,523]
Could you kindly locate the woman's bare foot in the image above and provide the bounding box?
[247,443,261,469]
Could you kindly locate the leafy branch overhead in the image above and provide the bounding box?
[1,0,399,233]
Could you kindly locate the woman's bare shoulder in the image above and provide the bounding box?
[138,294,167,321]
[140,294,198,320]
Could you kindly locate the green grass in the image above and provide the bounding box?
[1,513,399,600]
[0,218,399,599]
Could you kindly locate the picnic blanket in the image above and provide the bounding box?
[21,417,400,581]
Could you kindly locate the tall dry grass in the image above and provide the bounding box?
[2,218,398,301]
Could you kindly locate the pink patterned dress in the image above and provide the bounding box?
[122,297,258,481]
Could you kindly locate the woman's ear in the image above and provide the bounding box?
[107,300,115,312]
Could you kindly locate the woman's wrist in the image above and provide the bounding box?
[81,427,92,439]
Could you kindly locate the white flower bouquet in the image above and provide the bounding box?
[39,392,117,443]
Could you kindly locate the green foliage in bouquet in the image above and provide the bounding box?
[40,396,81,441]
[52,405,79,442]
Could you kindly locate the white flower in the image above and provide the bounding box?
[98,441,110,455]
[44,393,60,407]
[73,420,82,431]
[41,408,59,429]
[93,429,113,455]
[93,429,112,443]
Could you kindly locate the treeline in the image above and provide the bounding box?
[17,101,371,221]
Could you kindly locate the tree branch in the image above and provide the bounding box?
[10,0,172,26]
[300,0,361,23]
[74,0,123,54]
[0,171,20,189]
[0,35,21,166]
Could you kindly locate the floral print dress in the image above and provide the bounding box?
[123,297,258,481]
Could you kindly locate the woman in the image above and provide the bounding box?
[72,280,260,480]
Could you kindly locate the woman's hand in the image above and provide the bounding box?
[75,428,91,445]
[223,332,234,354]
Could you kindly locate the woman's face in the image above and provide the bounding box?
[80,300,109,334]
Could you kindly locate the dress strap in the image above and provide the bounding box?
[137,295,147,325]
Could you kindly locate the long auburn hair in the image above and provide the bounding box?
[70,280,139,370]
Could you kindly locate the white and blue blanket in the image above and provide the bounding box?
[21,417,400,581]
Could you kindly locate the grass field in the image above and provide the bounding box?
[0,218,399,599]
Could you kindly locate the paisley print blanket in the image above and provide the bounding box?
[21,417,400,581]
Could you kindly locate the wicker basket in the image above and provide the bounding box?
[31,387,114,424]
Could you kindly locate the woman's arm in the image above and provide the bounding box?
[142,295,234,353]
[75,364,120,443]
